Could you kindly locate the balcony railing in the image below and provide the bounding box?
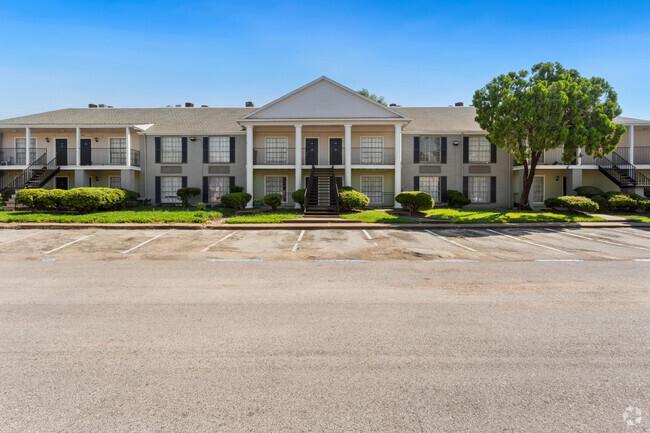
[0,148,47,166]
[76,148,140,166]
[635,146,650,164]
[351,147,395,165]
[253,147,296,165]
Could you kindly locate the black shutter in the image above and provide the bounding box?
[413,136,420,163]
[155,137,161,163]
[229,137,236,163]
[229,176,235,190]
[441,137,447,164]
[463,176,469,199]
[490,176,497,203]
[441,176,448,202]
[463,137,469,163]
[413,176,419,191]
[490,143,497,163]
[203,176,208,202]
[155,176,161,204]
[182,176,187,188]
[203,137,209,163]
[181,137,188,163]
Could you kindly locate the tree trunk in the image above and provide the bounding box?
[518,152,542,210]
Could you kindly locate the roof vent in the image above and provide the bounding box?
[175,104,182,108]
[98,104,106,108]
[389,103,397,107]
[245,101,254,107]
[107,106,113,109]
[201,105,208,108]
[185,102,194,107]
[455,102,464,107]
[88,104,98,108]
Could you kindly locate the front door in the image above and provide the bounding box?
[305,138,318,165]
[55,177,68,190]
[330,138,343,165]
[55,139,68,166]
[80,139,92,165]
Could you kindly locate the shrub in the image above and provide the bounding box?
[196,202,206,211]
[220,192,252,210]
[605,190,621,199]
[121,189,139,201]
[395,191,434,215]
[574,186,605,198]
[15,189,42,210]
[591,195,608,211]
[177,187,201,207]
[263,193,283,211]
[292,188,306,210]
[60,187,127,213]
[555,196,598,213]
[607,194,637,211]
[339,186,356,192]
[339,189,369,212]
[230,185,244,193]
[544,197,562,210]
[447,190,471,208]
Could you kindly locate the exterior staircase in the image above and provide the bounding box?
[0,153,60,209]
[598,151,650,197]
[304,165,339,216]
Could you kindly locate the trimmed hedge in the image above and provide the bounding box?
[574,186,605,198]
[607,194,637,211]
[121,189,139,201]
[177,187,201,207]
[263,193,283,211]
[555,196,598,213]
[591,195,608,211]
[292,188,306,210]
[221,192,252,210]
[229,185,244,193]
[544,197,561,210]
[395,191,434,215]
[447,190,471,208]
[339,189,369,212]
[62,188,127,213]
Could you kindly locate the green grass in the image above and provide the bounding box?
[226,210,303,224]
[611,214,650,223]
[340,210,417,223]
[424,208,606,224]
[0,206,225,223]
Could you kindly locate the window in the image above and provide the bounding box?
[110,138,126,165]
[468,176,490,203]
[419,136,441,163]
[419,176,440,202]
[14,137,37,165]
[208,176,230,203]
[109,176,121,189]
[209,137,230,163]
[468,136,491,163]
[265,137,289,164]
[360,137,383,164]
[360,176,383,205]
[161,137,182,163]
[532,176,545,203]
[161,176,182,203]
[265,176,287,202]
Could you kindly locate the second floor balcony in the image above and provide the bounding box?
[0,147,140,167]
[253,146,395,166]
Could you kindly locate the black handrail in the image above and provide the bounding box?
[329,165,339,212]
[599,151,650,186]
[303,165,315,212]
[0,154,58,198]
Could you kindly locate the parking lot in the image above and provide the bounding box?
[1,226,649,262]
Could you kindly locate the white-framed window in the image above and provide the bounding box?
[209,137,230,163]
[468,136,491,163]
[360,176,383,205]
[14,137,37,165]
[419,136,441,163]
[419,176,440,202]
[109,176,121,189]
[161,176,182,203]
[265,137,289,164]
[468,176,490,203]
[110,138,126,165]
[265,176,287,202]
[209,176,230,203]
[161,137,182,163]
[360,137,383,164]
[532,176,545,203]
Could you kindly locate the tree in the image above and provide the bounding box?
[358,88,387,106]
[472,62,626,209]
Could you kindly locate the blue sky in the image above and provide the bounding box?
[1,0,649,119]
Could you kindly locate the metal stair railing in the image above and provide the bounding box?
[303,165,315,212]
[329,166,339,213]
[599,151,650,186]
[0,152,49,197]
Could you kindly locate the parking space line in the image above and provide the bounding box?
[633,259,650,262]
[291,230,306,252]
[314,259,370,263]
[486,229,570,254]
[424,259,478,263]
[43,234,94,255]
[533,259,585,262]
[424,229,476,252]
[362,230,372,240]
[545,228,650,251]
[207,259,264,262]
[201,232,236,252]
[0,231,41,245]
[120,232,167,254]
[601,228,650,240]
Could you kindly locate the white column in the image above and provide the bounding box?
[394,124,403,208]
[125,127,131,167]
[344,124,352,186]
[245,125,254,208]
[75,127,81,166]
[629,124,635,164]
[294,124,302,208]
[25,127,31,165]
[576,147,582,165]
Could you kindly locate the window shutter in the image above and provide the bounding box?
[413,176,419,191]
[490,143,497,163]
[490,176,497,203]
[155,176,161,204]
[155,137,161,163]
[229,176,235,191]
[203,137,209,163]
[441,176,448,202]
[441,137,447,164]
[182,176,187,188]
[229,137,236,163]
[463,137,469,163]
[413,136,420,163]
[282,177,287,201]
[203,176,209,202]
[181,137,188,163]
[463,176,469,199]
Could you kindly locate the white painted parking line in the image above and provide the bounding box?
[601,228,650,240]
[486,229,570,254]
[0,231,41,245]
[43,234,94,255]
[291,230,306,252]
[533,259,585,262]
[314,259,371,263]
[424,259,478,263]
[38,258,57,262]
[424,229,477,252]
[207,259,264,262]
[545,228,650,251]
[201,232,236,252]
[632,259,650,262]
[120,232,167,254]
[362,230,372,240]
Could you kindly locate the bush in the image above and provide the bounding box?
[544,197,562,210]
[292,188,306,210]
[555,196,598,213]
[605,190,621,199]
[574,186,605,198]
[60,187,126,213]
[263,193,283,211]
[607,194,637,211]
[591,195,608,211]
[15,189,42,210]
[230,185,244,193]
[395,191,434,215]
[339,189,369,212]
[121,189,139,201]
[195,202,206,211]
[220,192,252,210]
[339,186,356,192]
[177,187,201,207]
[447,190,471,208]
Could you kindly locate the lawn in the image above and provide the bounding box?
[424,208,606,224]
[0,206,225,223]
[340,210,417,223]
[226,210,303,223]
[611,214,650,223]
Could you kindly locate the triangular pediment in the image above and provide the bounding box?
[240,77,408,121]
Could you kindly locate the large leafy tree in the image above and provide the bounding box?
[472,62,626,209]
[358,88,388,106]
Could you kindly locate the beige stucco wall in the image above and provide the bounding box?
[582,169,620,193]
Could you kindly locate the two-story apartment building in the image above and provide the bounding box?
[0,76,648,208]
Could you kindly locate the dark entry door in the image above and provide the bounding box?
[80,139,92,165]
[55,177,68,190]
[330,138,343,165]
[55,139,68,166]
[305,138,318,165]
